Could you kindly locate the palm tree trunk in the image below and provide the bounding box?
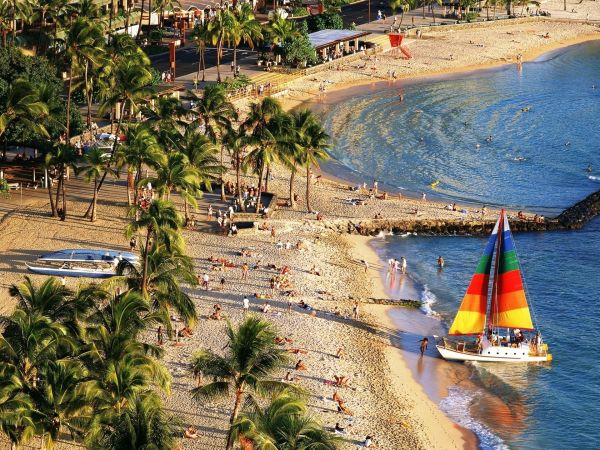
[432,3,436,23]
[225,390,244,450]
[61,172,67,221]
[37,10,46,55]
[91,177,98,221]
[216,40,222,82]
[201,46,206,81]
[220,145,226,201]
[236,157,244,212]
[183,197,189,223]
[48,177,57,217]
[233,43,237,72]
[289,168,296,209]
[66,66,74,140]
[141,227,152,297]
[55,170,63,210]
[125,0,131,31]
[256,162,265,212]
[127,169,134,205]
[265,165,270,192]
[306,165,312,213]
[137,0,146,39]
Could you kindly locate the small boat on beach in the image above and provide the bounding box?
[435,210,552,363]
[26,249,138,279]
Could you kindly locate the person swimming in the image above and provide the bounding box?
[521,107,530,112]
[515,155,526,162]
[485,135,493,142]
[586,164,593,173]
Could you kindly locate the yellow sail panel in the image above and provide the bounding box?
[492,307,534,330]
[449,310,486,335]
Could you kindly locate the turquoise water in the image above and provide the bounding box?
[319,42,600,449]
[321,41,600,213]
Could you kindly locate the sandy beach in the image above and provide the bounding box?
[1,16,598,449]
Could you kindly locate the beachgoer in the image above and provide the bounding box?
[243,296,249,314]
[220,277,225,290]
[336,347,345,359]
[295,359,306,370]
[363,260,369,273]
[352,301,359,320]
[202,273,209,289]
[60,276,67,287]
[421,192,427,201]
[363,435,374,447]
[400,256,407,274]
[334,422,345,434]
[129,236,137,251]
[184,427,199,439]
[157,326,163,345]
[242,263,249,280]
[437,256,445,268]
[261,301,271,313]
[271,226,276,240]
[419,337,429,356]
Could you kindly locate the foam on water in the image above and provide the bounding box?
[419,285,438,316]
[439,386,508,450]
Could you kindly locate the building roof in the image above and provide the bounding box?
[307,29,370,50]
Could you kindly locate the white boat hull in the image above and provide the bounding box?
[436,344,551,363]
[26,263,116,279]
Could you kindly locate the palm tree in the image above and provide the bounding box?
[141,96,187,151]
[148,152,202,222]
[192,21,209,82]
[178,127,222,190]
[232,390,340,450]
[62,17,105,140]
[44,143,79,220]
[0,386,35,450]
[232,3,262,70]
[117,124,164,206]
[192,84,237,200]
[206,9,235,83]
[79,147,118,221]
[87,392,180,450]
[29,360,97,449]
[0,79,49,158]
[267,13,299,47]
[126,199,182,297]
[2,0,32,45]
[88,58,154,215]
[117,243,197,327]
[243,98,286,207]
[191,316,289,450]
[294,110,330,213]
[82,291,170,413]
[223,126,249,211]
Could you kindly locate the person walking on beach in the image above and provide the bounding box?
[243,296,249,315]
[201,273,209,290]
[242,263,249,280]
[352,301,360,320]
[271,226,276,241]
[400,256,407,274]
[129,236,137,251]
[157,326,164,345]
[419,337,429,356]
[363,260,369,273]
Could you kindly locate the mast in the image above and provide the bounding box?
[489,209,504,332]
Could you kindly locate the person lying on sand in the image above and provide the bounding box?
[295,360,307,371]
[275,336,294,345]
[337,401,353,416]
[333,391,343,403]
[255,292,272,300]
[334,422,345,434]
[288,348,308,354]
[283,371,297,382]
[184,427,199,439]
[334,375,349,387]
[209,304,222,320]
[363,435,376,447]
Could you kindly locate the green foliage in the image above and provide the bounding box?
[0,47,82,145]
[281,32,318,67]
[290,6,309,17]
[0,178,9,195]
[222,74,252,91]
[305,11,344,32]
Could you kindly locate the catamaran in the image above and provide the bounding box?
[26,249,138,279]
[435,210,552,363]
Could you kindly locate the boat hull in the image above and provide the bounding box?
[436,344,551,363]
[26,263,116,279]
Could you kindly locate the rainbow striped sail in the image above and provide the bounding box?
[489,213,534,330]
[448,217,500,335]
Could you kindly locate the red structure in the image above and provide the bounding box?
[388,33,403,48]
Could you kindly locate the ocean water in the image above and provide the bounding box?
[316,42,600,449]
[319,41,600,213]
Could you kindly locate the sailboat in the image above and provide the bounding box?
[435,210,552,363]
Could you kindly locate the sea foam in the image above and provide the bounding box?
[440,386,508,450]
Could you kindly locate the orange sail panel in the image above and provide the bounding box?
[448,218,500,335]
[490,214,534,330]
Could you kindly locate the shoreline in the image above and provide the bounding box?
[344,234,479,449]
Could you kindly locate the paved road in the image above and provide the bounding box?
[341,0,393,26]
[150,45,258,78]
